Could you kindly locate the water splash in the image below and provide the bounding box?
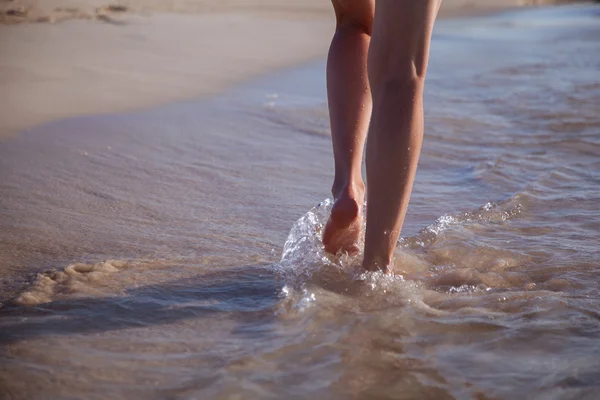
[400,197,524,249]
[280,199,331,266]
[277,196,525,302]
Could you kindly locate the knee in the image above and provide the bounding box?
[368,59,424,101]
[332,0,374,36]
[367,37,427,97]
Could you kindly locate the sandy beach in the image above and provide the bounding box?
[0,0,585,138]
[1,1,599,398]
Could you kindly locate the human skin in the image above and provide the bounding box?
[322,0,374,256]
[322,0,442,272]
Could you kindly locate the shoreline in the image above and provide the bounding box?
[0,0,589,139]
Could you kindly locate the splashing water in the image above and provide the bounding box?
[276,194,526,309]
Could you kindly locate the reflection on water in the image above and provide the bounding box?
[1,4,600,399]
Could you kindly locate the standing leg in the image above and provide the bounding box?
[362,0,441,271]
[323,0,375,255]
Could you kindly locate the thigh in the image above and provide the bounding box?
[370,0,441,77]
[331,0,375,32]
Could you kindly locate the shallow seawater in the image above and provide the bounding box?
[1,5,600,399]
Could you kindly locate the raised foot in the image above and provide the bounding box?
[322,192,364,256]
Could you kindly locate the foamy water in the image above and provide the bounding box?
[1,5,599,399]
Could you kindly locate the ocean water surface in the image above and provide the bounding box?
[1,5,599,399]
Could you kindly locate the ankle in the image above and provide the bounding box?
[331,180,365,204]
[362,254,392,273]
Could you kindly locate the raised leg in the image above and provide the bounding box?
[322,0,374,255]
[362,0,442,271]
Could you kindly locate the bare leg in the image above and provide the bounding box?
[362,0,441,271]
[323,0,374,255]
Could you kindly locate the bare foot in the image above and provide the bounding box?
[322,185,364,255]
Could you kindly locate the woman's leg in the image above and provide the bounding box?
[323,0,375,255]
[362,0,442,271]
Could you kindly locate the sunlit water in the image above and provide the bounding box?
[1,5,599,399]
